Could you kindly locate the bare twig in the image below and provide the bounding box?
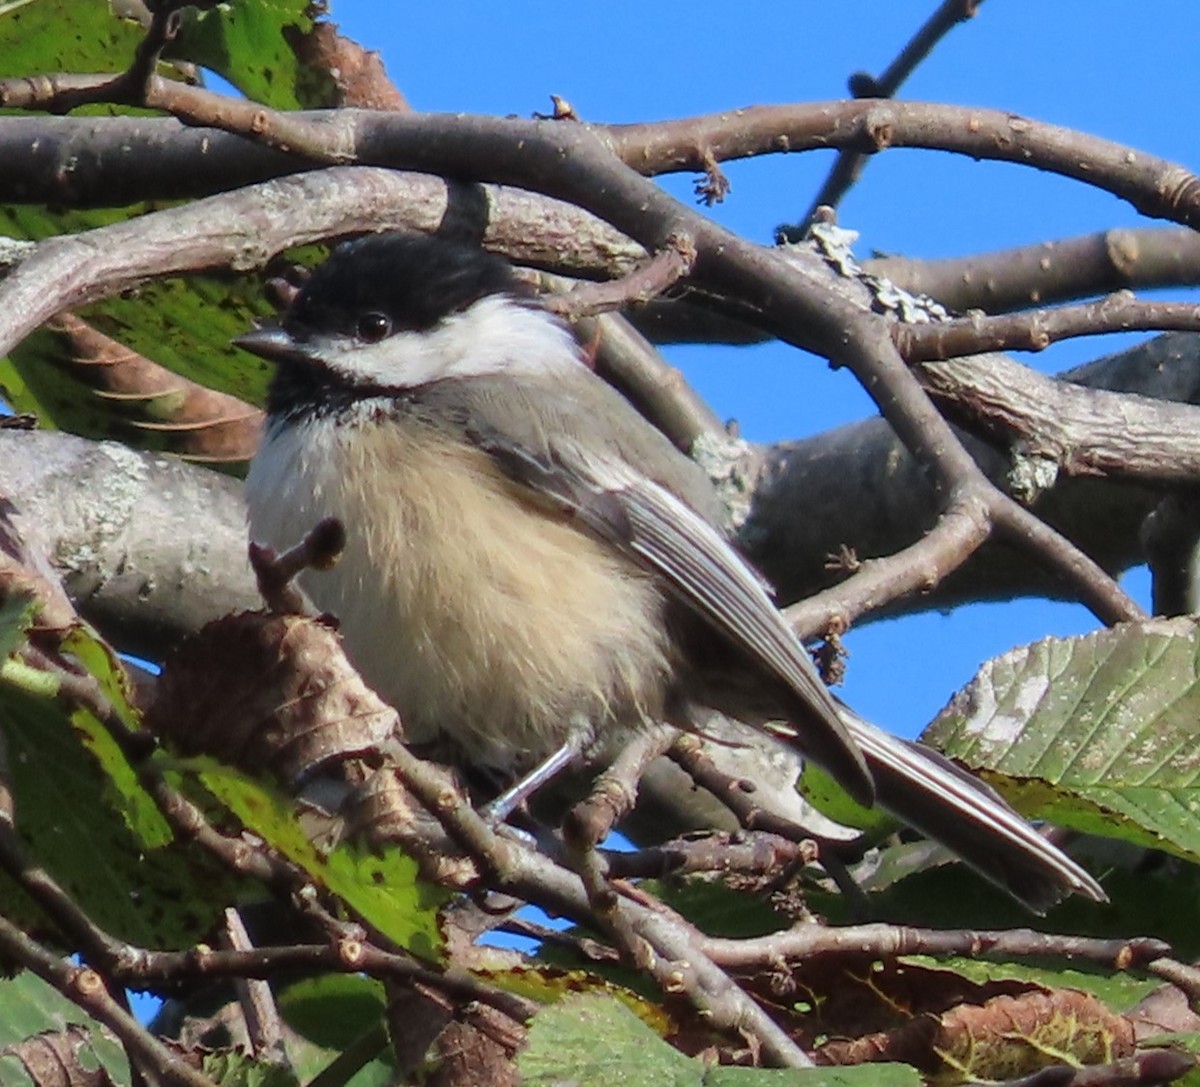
[783,493,991,636]
[988,1050,1194,1087]
[700,924,1171,970]
[543,237,697,320]
[668,734,827,844]
[123,937,539,1024]
[0,911,217,1087]
[220,909,287,1066]
[780,0,985,239]
[896,293,1200,362]
[1146,957,1200,1002]
[249,517,346,616]
[604,101,1200,232]
[603,831,817,880]
[565,722,680,852]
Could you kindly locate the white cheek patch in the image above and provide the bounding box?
[320,296,582,389]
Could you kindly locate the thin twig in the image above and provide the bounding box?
[780,0,985,239]
[0,911,218,1087]
[604,831,816,880]
[700,924,1170,970]
[896,293,1200,362]
[543,238,697,320]
[1146,957,1200,1002]
[987,1050,1194,1087]
[565,723,680,851]
[783,494,990,636]
[220,909,288,1066]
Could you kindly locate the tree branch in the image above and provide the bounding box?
[868,227,1200,314]
[897,293,1200,362]
[780,0,985,239]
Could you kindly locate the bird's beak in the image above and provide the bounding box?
[234,325,312,364]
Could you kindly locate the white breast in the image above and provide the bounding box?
[246,409,674,770]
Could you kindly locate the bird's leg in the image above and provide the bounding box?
[479,727,587,825]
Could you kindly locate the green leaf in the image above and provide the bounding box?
[641,878,787,939]
[201,1049,299,1087]
[899,956,1158,1013]
[0,0,144,82]
[59,625,174,848]
[276,975,393,1086]
[797,764,898,835]
[0,637,239,948]
[80,273,277,408]
[0,593,37,661]
[519,993,919,1086]
[194,759,448,961]
[924,618,1200,860]
[519,993,697,1086]
[0,971,129,1083]
[170,0,313,109]
[0,684,232,946]
[276,974,387,1051]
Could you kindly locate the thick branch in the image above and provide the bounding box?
[869,227,1200,314]
[1,100,1198,231]
[918,350,1200,483]
[0,430,253,660]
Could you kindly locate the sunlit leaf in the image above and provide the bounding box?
[170,0,313,109]
[194,759,447,962]
[925,618,1200,860]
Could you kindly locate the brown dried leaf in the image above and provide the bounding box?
[147,610,400,787]
[0,497,77,637]
[337,763,475,884]
[287,21,409,110]
[742,954,1033,1049]
[819,989,1134,1082]
[45,313,262,463]
[1127,983,1200,1040]
[0,1025,118,1087]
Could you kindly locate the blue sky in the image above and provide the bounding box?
[323,2,1192,737]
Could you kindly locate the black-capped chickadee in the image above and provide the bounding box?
[236,232,1104,912]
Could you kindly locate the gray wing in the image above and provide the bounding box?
[446,374,873,805]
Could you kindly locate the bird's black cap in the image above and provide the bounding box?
[287,232,526,337]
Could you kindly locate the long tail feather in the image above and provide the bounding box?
[840,708,1106,913]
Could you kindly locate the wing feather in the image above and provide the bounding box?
[477,430,874,804]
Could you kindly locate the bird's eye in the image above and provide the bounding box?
[356,312,392,343]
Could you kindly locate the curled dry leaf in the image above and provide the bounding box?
[819,989,1134,1081]
[0,1024,119,1087]
[146,609,473,883]
[0,496,78,637]
[146,610,400,788]
[338,763,476,887]
[45,313,263,464]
